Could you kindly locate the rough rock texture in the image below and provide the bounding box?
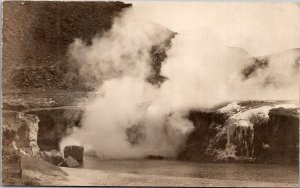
[256,107,299,164]
[178,110,229,162]
[147,32,176,85]
[178,111,215,161]
[178,102,299,164]
[2,111,40,156]
[26,108,84,151]
[2,111,40,185]
[41,150,64,166]
[63,145,84,163]
[62,156,81,168]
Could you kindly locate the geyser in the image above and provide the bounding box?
[60,9,194,159]
[60,3,299,159]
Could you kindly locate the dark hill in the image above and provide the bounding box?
[2,1,132,92]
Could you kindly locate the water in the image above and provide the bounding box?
[82,156,298,184]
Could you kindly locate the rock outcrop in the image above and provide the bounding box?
[63,145,84,164]
[2,111,40,185]
[179,102,299,164]
[2,111,40,156]
[26,108,84,151]
[258,107,299,164]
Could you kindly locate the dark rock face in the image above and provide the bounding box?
[254,108,299,164]
[26,108,84,151]
[242,58,269,79]
[241,48,300,87]
[2,111,40,185]
[63,145,84,163]
[178,111,213,161]
[126,124,146,146]
[178,104,299,164]
[2,111,40,156]
[178,111,228,161]
[147,33,176,86]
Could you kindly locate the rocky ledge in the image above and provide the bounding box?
[179,101,299,164]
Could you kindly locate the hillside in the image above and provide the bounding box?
[2,1,132,92]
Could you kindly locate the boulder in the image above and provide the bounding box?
[63,145,84,163]
[62,156,80,168]
[2,111,40,156]
[41,150,64,165]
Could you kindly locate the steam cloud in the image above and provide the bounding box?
[60,3,299,159]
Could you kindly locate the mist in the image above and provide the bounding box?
[60,2,300,159]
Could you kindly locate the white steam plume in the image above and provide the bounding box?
[60,3,300,159]
[60,9,193,159]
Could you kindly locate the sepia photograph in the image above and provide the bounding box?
[1,0,300,187]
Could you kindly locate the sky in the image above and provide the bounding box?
[129,2,300,56]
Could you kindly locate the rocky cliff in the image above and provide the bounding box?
[179,102,299,164]
[2,111,40,185]
[2,111,40,157]
[28,108,84,151]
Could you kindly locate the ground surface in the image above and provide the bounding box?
[60,167,297,187]
[2,91,92,111]
[22,156,298,187]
